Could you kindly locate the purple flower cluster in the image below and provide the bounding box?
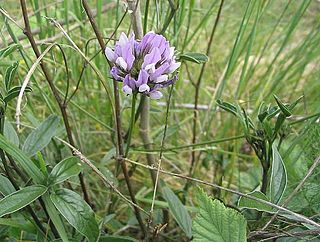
[105,32,180,99]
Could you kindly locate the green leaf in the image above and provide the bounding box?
[4,86,32,104]
[51,240,78,242]
[4,120,19,147]
[0,174,15,196]
[0,185,47,217]
[22,115,60,157]
[50,188,99,242]
[0,134,45,183]
[216,100,238,116]
[99,235,139,242]
[0,218,36,233]
[0,44,21,59]
[49,157,82,185]
[179,52,209,64]
[4,62,19,92]
[162,186,192,238]
[238,191,274,213]
[193,188,247,242]
[269,144,287,204]
[274,95,291,117]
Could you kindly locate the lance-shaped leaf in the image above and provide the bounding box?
[49,157,82,185]
[0,134,45,183]
[179,52,209,64]
[162,186,192,238]
[0,185,47,217]
[193,188,247,242]
[238,191,274,213]
[4,61,19,91]
[269,144,287,204]
[50,188,99,242]
[0,174,15,196]
[4,120,19,147]
[22,115,60,157]
[4,86,32,104]
[0,44,21,59]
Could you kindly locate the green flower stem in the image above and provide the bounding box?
[125,93,137,158]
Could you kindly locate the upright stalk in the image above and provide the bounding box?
[127,0,157,185]
[185,0,225,192]
[81,0,147,237]
[125,93,137,157]
[126,0,170,233]
[19,0,91,206]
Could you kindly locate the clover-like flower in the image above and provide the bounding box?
[105,32,180,99]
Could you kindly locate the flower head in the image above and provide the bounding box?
[105,32,180,99]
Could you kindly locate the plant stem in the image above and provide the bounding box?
[0,116,48,237]
[19,0,91,206]
[81,0,147,237]
[125,93,137,157]
[185,0,225,193]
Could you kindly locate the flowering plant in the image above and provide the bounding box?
[105,32,181,99]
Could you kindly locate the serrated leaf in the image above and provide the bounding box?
[179,52,209,64]
[50,188,99,242]
[99,235,139,242]
[0,185,47,217]
[238,191,274,213]
[193,188,247,242]
[162,186,192,238]
[0,174,15,196]
[4,62,19,92]
[4,120,19,147]
[0,44,21,59]
[22,115,60,157]
[269,144,287,204]
[49,157,82,185]
[0,134,45,183]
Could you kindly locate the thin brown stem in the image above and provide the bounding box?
[185,0,225,192]
[81,0,147,237]
[19,0,91,206]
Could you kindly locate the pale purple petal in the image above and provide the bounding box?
[142,47,161,68]
[122,44,135,70]
[145,63,156,74]
[124,74,136,89]
[139,84,150,92]
[123,85,132,95]
[136,69,149,87]
[167,61,181,73]
[110,67,123,81]
[154,75,168,83]
[105,47,116,62]
[150,62,170,79]
[116,57,128,71]
[149,91,163,99]
[118,32,129,47]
